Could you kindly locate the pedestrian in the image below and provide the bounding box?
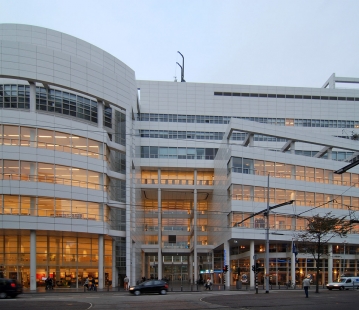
[124,275,129,291]
[205,278,212,290]
[303,276,311,298]
[84,277,89,290]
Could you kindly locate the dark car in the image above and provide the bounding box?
[129,280,168,296]
[0,278,23,299]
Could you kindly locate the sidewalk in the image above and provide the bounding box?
[22,283,316,294]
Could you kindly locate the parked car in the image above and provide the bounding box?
[326,277,359,290]
[129,280,168,296]
[0,278,23,299]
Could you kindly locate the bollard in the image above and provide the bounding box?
[181,286,183,291]
[246,284,248,290]
[197,284,198,291]
[270,284,272,290]
[84,285,86,293]
[171,287,173,292]
[279,284,280,290]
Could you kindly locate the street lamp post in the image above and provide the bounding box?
[342,241,347,276]
[264,174,294,293]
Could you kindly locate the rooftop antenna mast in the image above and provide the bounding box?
[176,51,185,82]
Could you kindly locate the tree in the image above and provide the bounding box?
[295,212,352,293]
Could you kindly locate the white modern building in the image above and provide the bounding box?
[1,24,358,290]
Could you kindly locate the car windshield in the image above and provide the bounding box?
[334,278,346,283]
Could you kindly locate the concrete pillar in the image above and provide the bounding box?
[29,82,36,113]
[147,255,151,279]
[328,244,333,283]
[98,235,104,289]
[112,239,117,287]
[98,101,104,129]
[141,251,145,281]
[30,230,36,291]
[291,250,296,285]
[250,240,255,289]
[189,255,193,284]
[194,188,198,283]
[290,141,295,155]
[327,148,332,160]
[157,186,162,280]
[224,241,230,289]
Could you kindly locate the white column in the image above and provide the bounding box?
[98,235,104,289]
[29,82,36,112]
[157,186,162,280]
[30,230,36,291]
[194,188,198,284]
[328,244,333,283]
[290,141,295,154]
[112,239,117,287]
[250,240,255,289]
[291,248,296,286]
[189,255,193,284]
[224,240,230,289]
[141,251,145,282]
[98,101,104,129]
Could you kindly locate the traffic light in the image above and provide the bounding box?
[225,265,228,272]
[252,265,256,272]
[223,265,229,273]
[256,263,261,272]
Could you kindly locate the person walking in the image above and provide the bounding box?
[303,276,311,298]
[124,275,129,291]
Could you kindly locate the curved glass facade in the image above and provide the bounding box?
[0,84,30,109]
[0,125,104,159]
[0,233,112,289]
[0,195,106,221]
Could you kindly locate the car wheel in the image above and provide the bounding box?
[0,292,7,299]
[339,286,344,290]
[328,288,332,290]
[160,289,167,295]
[134,290,140,296]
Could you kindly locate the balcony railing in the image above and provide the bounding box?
[1,173,104,191]
[1,207,106,221]
[2,138,104,160]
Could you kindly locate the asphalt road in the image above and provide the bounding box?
[0,289,357,309]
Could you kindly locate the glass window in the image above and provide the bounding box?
[21,196,32,215]
[37,163,54,183]
[54,132,71,152]
[20,161,31,181]
[3,125,19,145]
[88,202,100,221]
[37,197,54,217]
[305,167,315,182]
[295,166,305,181]
[72,136,87,156]
[4,195,20,215]
[55,165,72,186]
[37,129,54,150]
[242,158,253,174]
[3,160,19,180]
[72,168,87,188]
[88,139,101,159]
[20,127,32,147]
[73,201,87,220]
[88,171,100,190]
[55,199,71,217]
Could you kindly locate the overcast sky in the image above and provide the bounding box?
[1,0,359,88]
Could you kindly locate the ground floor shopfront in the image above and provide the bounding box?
[0,230,115,290]
[229,241,359,287]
